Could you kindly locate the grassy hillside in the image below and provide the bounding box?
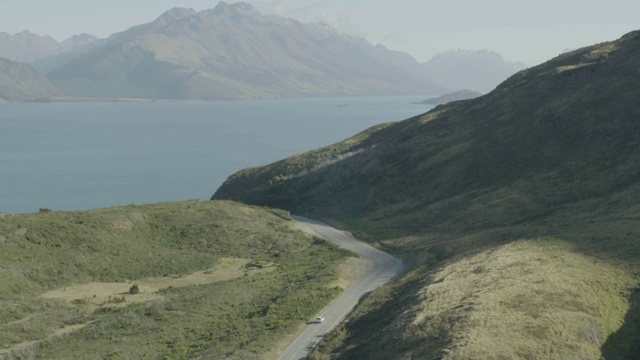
[213,31,640,359]
[0,57,61,102]
[0,200,351,359]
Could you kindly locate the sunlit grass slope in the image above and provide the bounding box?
[213,31,640,359]
[0,200,350,359]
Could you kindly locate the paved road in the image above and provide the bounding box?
[279,216,404,360]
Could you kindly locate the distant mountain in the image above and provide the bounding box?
[59,33,99,52]
[0,57,62,102]
[31,34,103,75]
[416,89,483,105]
[422,49,527,93]
[0,30,60,64]
[368,44,450,86]
[45,2,446,100]
[213,31,640,359]
[0,30,98,64]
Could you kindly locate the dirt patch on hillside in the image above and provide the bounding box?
[111,212,145,231]
[40,258,273,312]
[329,256,372,290]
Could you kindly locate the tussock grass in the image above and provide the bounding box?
[312,232,639,360]
[310,191,640,359]
[310,183,640,359]
[413,239,633,359]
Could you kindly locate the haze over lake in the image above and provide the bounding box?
[1,96,433,214]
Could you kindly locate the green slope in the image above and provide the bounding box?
[0,201,349,359]
[213,31,640,358]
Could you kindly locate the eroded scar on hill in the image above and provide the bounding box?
[40,257,274,311]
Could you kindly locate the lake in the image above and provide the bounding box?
[0,96,433,214]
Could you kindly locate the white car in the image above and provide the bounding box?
[315,316,325,324]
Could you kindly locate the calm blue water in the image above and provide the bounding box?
[0,96,433,214]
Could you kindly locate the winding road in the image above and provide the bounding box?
[278,216,404,360]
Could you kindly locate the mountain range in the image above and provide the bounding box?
[44,2,446,100]
[421,49,527,93]
[0,30,97,64]
[0,2,528,102]
[213,30,640,359]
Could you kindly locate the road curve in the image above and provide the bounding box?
[279,216,404,360]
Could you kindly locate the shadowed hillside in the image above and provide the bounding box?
[213,31,640,359]
[213,30,640,238]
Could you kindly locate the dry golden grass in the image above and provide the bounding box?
[555,62,596,73]
[411,239,636,359]
[328,256,371,290]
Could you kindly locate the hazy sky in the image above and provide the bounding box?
[2,0,639,66]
